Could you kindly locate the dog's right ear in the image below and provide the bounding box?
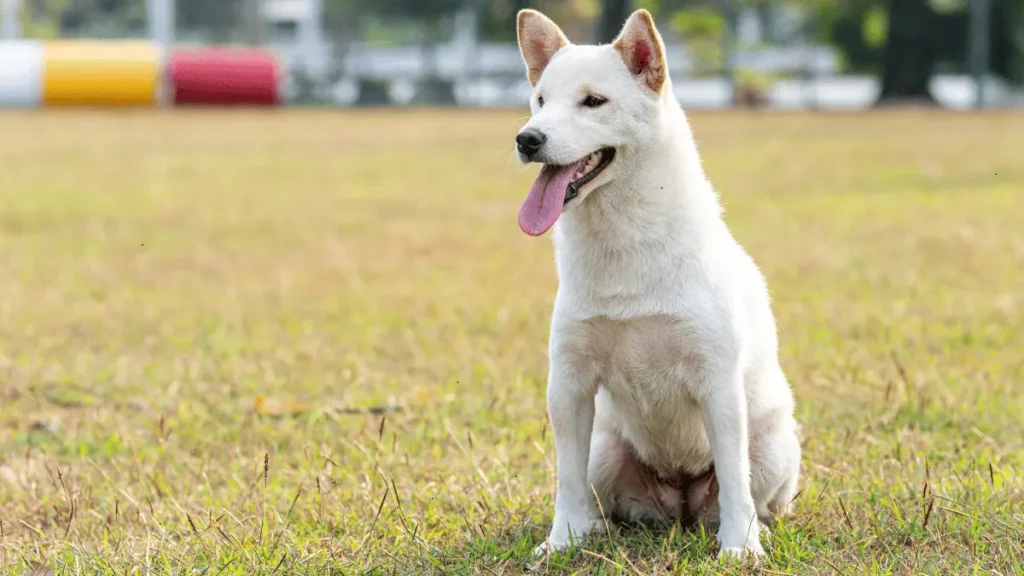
[517,9,570,86]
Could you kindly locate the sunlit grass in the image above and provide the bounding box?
[0,109,1021,575]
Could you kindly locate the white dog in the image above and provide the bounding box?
[513,9,801,561]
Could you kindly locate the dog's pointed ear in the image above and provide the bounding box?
[613,9,668,93]
[517,9,570,86]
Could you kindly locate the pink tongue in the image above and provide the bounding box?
[518,163,579,236]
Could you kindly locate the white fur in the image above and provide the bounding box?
[516,10,802,562]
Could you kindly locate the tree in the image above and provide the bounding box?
[598,0,632,43]
[876,0,938,104]
[480,0,530,42]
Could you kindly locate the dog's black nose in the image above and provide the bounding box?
[516,129,547,158]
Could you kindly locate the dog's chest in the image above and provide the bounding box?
[563,314,713,474]
[555,224,696,319]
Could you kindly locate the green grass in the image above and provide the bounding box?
[0,109,1022,575]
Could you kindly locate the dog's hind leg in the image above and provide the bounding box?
[685,420,800,527]
[750,422,801,524]
[584,428,622,519]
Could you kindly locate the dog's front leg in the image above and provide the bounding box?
[534,361,604,557]
[701,363,764,560]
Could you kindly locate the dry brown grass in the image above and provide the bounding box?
[0,109,1022,575]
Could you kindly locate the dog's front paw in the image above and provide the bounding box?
[532,514,605,558]
[531,539,560,560]
[716,544,764,562]
[716,520,764,562]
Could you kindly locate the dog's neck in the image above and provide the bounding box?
[550,96,729,316]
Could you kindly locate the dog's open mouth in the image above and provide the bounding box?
[518,148,615,237]
[564,148,615,205]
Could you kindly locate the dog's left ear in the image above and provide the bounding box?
[613,9,668,93]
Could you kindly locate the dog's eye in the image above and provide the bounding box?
[581,95,607,108]
[537,95,545,108]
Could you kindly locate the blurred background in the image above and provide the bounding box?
[3,1,1024,573]
[1,0,1023,109]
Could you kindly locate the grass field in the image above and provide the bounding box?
[0,109,1022,575]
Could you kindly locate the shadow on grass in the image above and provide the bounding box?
[380,518,738,575]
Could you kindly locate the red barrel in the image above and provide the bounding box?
[168,48,282,106]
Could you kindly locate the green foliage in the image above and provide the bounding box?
[23,0,147,38]
[634,0,693,19]
[338,0,463,43]
[809,2,886,74]
[367,0,464,21]
[479,0,524,42]
[672,6,725,38]
[861,4,888,48]
[929,0,967,14]
[322,0,361,39]
[175,0,240,34]
[670,7,725,74]
[21,14,62,39]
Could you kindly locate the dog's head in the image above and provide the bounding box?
[514,8,670,237]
